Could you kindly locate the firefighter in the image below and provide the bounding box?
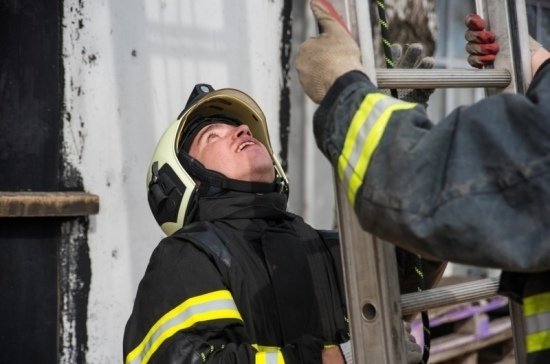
[122,83,441,363]
[295,1,550,363]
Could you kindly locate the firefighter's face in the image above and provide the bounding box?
[188,122,276,183]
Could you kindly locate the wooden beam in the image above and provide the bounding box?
[0,192,99,217]
[429,317,513,363]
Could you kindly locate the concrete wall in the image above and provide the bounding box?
[60,0,327,361]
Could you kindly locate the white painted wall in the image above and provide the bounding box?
[61,0,321,362]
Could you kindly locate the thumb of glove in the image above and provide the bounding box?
[295,0,365,104]
[312,0,351,35]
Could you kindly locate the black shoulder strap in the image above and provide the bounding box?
[173,221,232,268]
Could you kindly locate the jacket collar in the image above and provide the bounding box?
[195,190,294,222]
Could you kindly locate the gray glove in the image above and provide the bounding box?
[336,322,422,364]
[385,43,435,108]
[338,340,353,364]
[403,321,422,364]
[295,0,365,104]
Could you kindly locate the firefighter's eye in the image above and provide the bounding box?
[206,132,219,141]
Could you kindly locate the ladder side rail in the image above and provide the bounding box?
[329,0,406,363]
[335,183,406,363]
[476,0,532,95]
[509,300,527,363]
[476,1,531,362]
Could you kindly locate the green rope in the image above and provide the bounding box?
[374,0,398,98]
[415,254,431,364]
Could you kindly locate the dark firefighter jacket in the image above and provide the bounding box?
[123,190,444,363]
[313,60,550,362]
[123,191,350,364]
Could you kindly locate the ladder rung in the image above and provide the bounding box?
[401,277,500,316]
[376,69,511,89]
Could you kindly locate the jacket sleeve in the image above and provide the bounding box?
[123,237,324,364]
[313,61,550,272]
[122,238,257,364]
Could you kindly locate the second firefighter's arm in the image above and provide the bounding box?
[313,59,550,272]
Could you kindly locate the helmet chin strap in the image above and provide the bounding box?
[178,150,282,197]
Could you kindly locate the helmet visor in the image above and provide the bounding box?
[175,88,274,155]
[179,115,241,153]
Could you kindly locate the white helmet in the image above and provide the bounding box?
[147,84,289,236]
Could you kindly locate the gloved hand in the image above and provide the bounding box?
[403,321,422,364]
[386,43,435,108]
[464,13,499,68]
[337,340,353,364]
[295,0,365,104]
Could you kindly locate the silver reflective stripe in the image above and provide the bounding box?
[525,311,550,335]
[255,350,284,364]
[337,93,416,205]
[126,290,241,364]
[264,351,281,364]
[340,96,394,187]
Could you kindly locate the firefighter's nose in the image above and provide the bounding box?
[234,124,252,138]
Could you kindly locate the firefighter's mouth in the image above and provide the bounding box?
[238,141,256,152]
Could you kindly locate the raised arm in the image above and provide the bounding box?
[295,1,550,271]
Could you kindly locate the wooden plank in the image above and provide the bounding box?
[425,296,508,324]
[429,317,513,363]
[0,192,99,217]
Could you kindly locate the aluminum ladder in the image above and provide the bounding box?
[327,0,531,362]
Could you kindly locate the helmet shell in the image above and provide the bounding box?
[147,86,289,236]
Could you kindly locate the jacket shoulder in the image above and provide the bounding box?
[169,221,232,267]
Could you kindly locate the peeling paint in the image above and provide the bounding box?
[88,53,97,64]
[278,0,293,172]
[59,219,91,364]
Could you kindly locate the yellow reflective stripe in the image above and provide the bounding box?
[524,292,550,316]
[256,345,281,351]
[338,93,386,182]
[337,93,416,205]
[256,350,285,364]
[126,290,242,364]
[526,330,550,353]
